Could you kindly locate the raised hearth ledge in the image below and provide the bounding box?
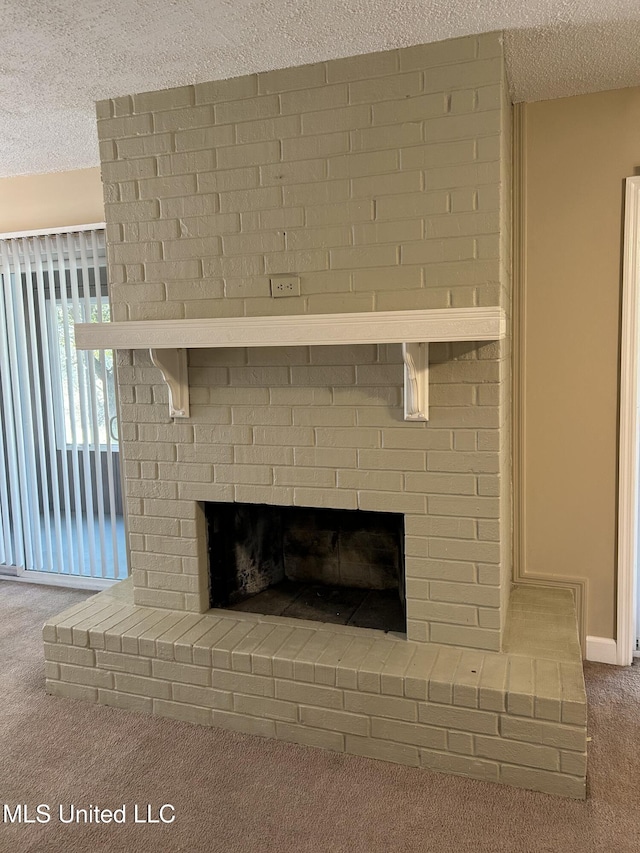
[43,581,586,798]
[74,307,507,421]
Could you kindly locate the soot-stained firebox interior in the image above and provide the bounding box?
[206,502,406,633]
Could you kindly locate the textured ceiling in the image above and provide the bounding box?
[2,0,640,177]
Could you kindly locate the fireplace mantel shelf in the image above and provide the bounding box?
[75,307,506,421]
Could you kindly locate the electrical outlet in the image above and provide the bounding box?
[270,276,300,298]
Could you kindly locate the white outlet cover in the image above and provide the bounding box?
[270,276,301,298]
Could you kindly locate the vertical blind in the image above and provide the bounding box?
[0,228,126,581]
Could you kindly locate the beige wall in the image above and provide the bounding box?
[522,87,640,639]
[0,168,104,233]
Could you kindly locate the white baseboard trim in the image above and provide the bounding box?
[585,636,619,664]
[0,572,116,592]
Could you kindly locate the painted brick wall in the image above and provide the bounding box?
[97,33,512,652]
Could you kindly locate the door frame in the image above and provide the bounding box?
[617,176,640,665]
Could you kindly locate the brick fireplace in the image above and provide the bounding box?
[43,32,587,798]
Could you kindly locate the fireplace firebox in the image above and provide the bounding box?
[206,503,405,633]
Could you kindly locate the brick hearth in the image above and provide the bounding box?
[44,583,586,798]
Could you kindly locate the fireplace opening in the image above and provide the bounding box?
[205,502,406,633]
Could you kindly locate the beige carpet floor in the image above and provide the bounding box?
[1,580,639,853]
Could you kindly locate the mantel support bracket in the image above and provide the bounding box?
[150,345,426,421]
[402,342,429,422]
[150,348,190,418]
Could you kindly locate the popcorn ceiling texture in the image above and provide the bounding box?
[3,0,640,176]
